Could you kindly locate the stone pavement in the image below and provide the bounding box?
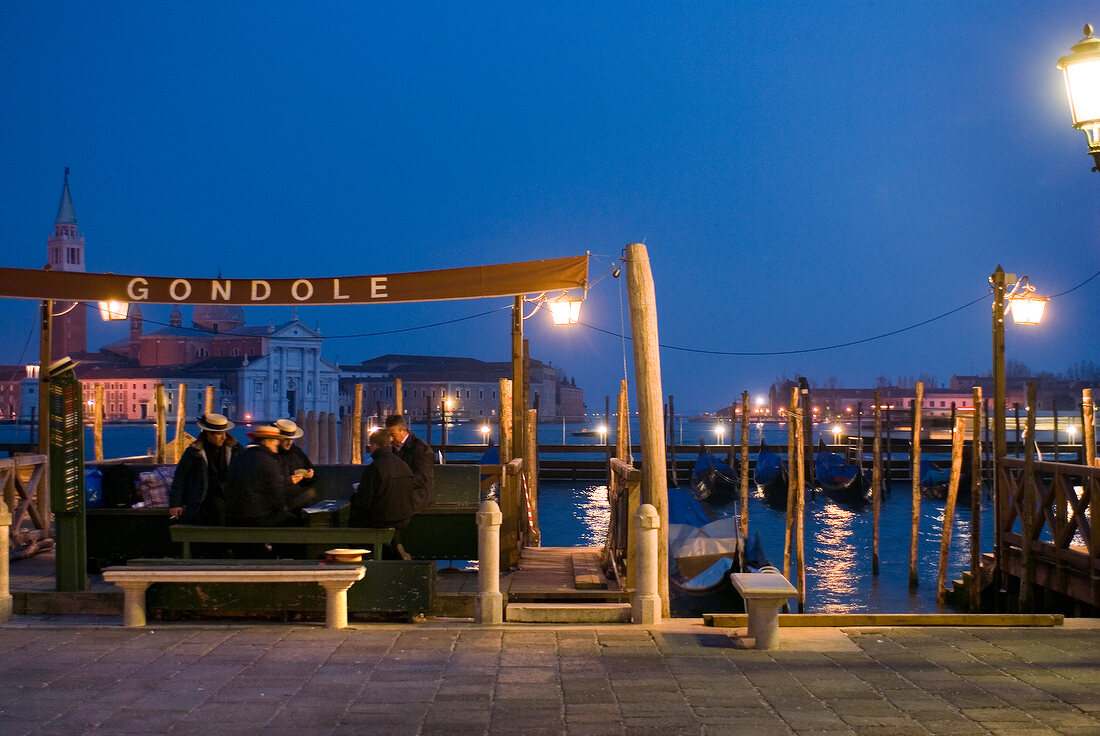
[1,617,1098,736]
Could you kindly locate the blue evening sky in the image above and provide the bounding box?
[1,2,1098,412]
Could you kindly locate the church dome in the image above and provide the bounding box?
[192,305,245,332]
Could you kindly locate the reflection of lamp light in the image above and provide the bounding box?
[714,424,726,442]
[1058,24,1100,171]
[832,425,842,445]
[98,299,129,321]
[480,424,491,444]
[597,424,608,442]
[1068,424,1078,442]
[548,293,583,325]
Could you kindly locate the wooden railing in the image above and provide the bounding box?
[605,458,641,590]
[997,457,1100,607]
[1,454,50,557]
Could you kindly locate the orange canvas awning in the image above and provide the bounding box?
[0,254,589,306]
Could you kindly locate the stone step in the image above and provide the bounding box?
[506,602,632,624]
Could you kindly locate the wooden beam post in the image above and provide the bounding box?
[970,386,983,613]
[909,382,923,589]
[616,380,630,463]
[511,297,524,462]
[783,386,798,580]
[173,383,187,463]
[524,408,540,545]
[1019,382,1038,612]
[624,243,669,616]
[937,417,966,606]
[204,385,214,415]
[394,377,403,417]
[352,384,363,465]
[1083,389,1095,467]
[94,383,105,462]
[155,384,167,464]
[872,390,882,575]
[499,378,512,463]
[740,390,750,539]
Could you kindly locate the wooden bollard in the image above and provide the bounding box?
[155,384,167,463]
[794,400,806,613]
[204,385,214,415]
[173,383,187,463]
[352,384,363,465]
[499,378,512,462]
[340,420,352,464]
[316,412,329,463]
[909,382,924,589]
[1083,389,1095,467]
[937,417,966,606]
[306,411,318,460]
[632,503,661,625]
[475,499,503,624]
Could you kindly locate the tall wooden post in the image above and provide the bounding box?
[352,384,363,465]
[666,395,676,487]
[511,297,524,461]
[872,391,882,575]
[327,412,338,465]
[783,387,798,579]
[616,380,630,463]
[1019,382,1038,612]
[173,383,187,462]
[524,408,540,545]
[970,386,983,612]
[204,385,215,415]
[991,266,1008,578]
[739,390,750,539]
[94,384,105,462]
[624,242,669,616]
[36,300,51,523]
[794,401,806,612]
[155,384,167,463]
[499,378,512,463]
[936,417,966,606]
[909,382,923,589]
[394,377,403,417]
[1083,389,1095,466]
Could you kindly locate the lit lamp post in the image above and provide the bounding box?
[714,423,725,448]
[990,266,1045,582]
[1058,24,1100,171]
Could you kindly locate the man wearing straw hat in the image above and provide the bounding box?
[168,412,241,525]
[274,418,316,512]
[225,424,302,527]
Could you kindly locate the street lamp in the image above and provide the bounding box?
[1058,24,1100,171]
[990,266,1045,579]
[480,424,491,445]
[97,299,129,321]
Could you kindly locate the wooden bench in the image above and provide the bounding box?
[169,525,394,560]
[102,563,365,629]
[730,571,798,650]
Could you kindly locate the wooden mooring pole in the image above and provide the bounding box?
[352,385,363,465]
[794,399,806,613]
[173,383,187,462]
[155,384,167,463]
[937,417,966,606]
[616,380,629,463]
[1083,389,1095,466]
[970,386,983,613]
[740,390,750,539]
[1019,382,1038,612]
[394,377,403,417]
[909,382,923,589]
[93,384,104,462]
[204,385,214,415]
[499,378,512,462]
[783,386,798,580]
[872,391,882,575]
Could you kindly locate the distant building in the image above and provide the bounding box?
[46,168,88,361]
[341,354,586,422]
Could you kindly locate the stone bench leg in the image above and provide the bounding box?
[319,581,356,629]
[744,597,785,650]
[116,581,152,628]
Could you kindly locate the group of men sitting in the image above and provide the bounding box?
[167,412,434,558]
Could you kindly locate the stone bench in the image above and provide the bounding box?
[168,525,394,560]
[730,571,798,650]
[102,563,366,629]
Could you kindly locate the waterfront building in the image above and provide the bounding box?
[341,354,586,422]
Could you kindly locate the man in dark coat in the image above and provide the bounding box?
[274,418,316,512]
[168,413,241,525]
[385,414,434,512]
[225,425,301,527]
[351,430,418,559]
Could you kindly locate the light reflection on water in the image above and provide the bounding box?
[538,479,998,614]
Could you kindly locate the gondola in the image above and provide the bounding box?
[814,438,871,505]
[753,439,789,509]
[918,457,972,501]
[667,484,745,616]
[690,442,739,508]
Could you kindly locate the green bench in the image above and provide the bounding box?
[123,558,435,622]
[168,525,394,560]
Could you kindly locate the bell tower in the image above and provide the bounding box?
[47,167,87,359]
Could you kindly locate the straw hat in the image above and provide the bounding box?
[196,412,235,432]
[246,424,282,441]
[274,418,303,439]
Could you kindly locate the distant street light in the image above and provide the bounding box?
[832,424,842,447]
[1067,424,1078,444]
[1058,24,1100,171]
[714,423,725,443]
[480,424,491,445]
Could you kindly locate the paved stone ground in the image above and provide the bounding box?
[1,617,1098,736]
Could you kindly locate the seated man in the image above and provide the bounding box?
[225,425,302,527]
[385,414,435,513]
[350,429,417,559]
[274,418,316,512]
[168,412,241,525]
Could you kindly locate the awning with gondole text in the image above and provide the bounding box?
[0,255,589,306]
